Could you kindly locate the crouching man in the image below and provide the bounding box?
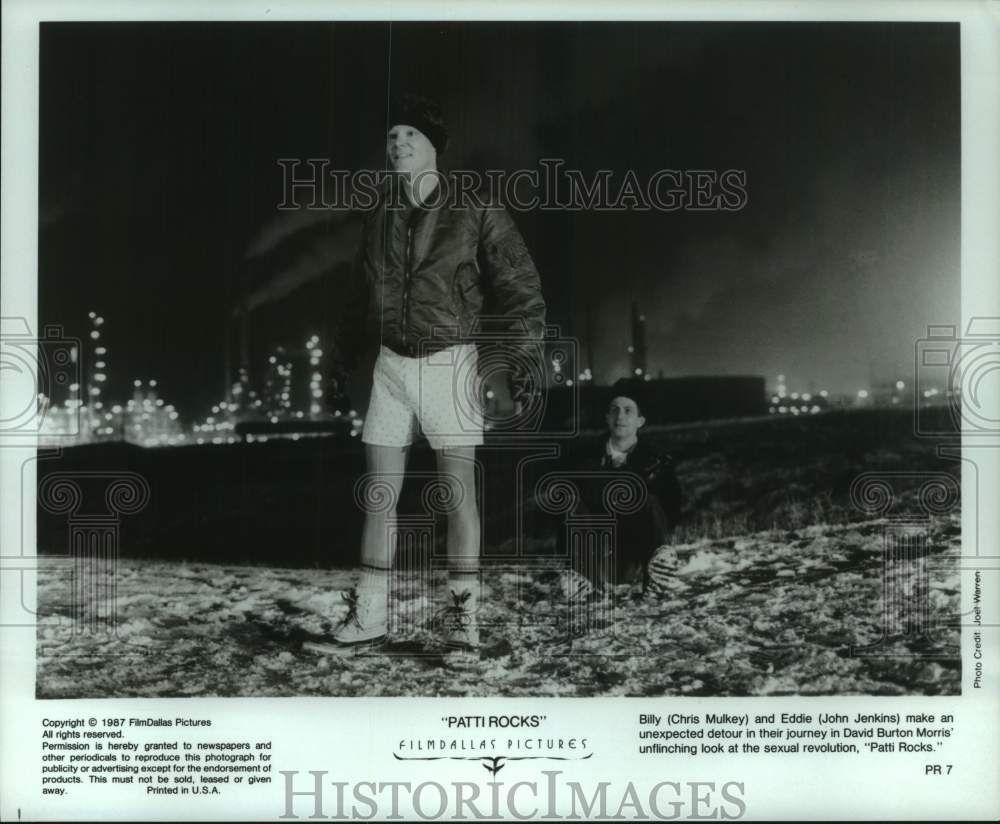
[557,377,684,599]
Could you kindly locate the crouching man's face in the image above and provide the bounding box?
[606,396,645,440]
[387,124,436,176]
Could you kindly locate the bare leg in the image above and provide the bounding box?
[434,446,480,579]
[432,446,481,647]
[359,443,409,575]
[331,443,410,644]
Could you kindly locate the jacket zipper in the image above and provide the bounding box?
[401,223,414,350]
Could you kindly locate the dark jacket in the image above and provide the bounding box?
[574,436,684,529]
[331,176,546,390]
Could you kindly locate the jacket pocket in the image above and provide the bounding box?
[452,261,483,335]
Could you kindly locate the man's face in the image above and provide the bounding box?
[606,396,645,440]
[387,123,436,175]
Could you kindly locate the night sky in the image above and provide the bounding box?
[39,21,960,417]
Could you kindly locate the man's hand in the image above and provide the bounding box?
[507,371,539,419]
[326,369,352,414]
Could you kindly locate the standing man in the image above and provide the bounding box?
[328,94,546,650]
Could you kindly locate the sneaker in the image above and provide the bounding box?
[435,589,479,650]
[647,545,680,595]
[559,568,595,605]
[331,587,388,645]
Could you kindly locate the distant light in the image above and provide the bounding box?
[69,383,80,392]
[90,330,100,339]
[892,396,900,404]
[790,392,799,400]
[778,406,787,414]
[634,368,643,376]
[95,316,104,326]
[96,361,106,369]
[800,405,808,412]
[627,345,635,354]
[95,347,106,355]
[639,314,645,322]
[485,389,495,400]
[895,380,905,390]
[819,390,828,398]
[802,392,811,401]
[771,396,780,404]
[270,416,278,424]
[777,374,785,381]
[149,379,157,388]
[769,406,776,414]
[791,407,800,415]
[134,380,142,388]
[858,390,869,399]
[643,374,651,381]
[566,379,574,386]
[269,356,277,364]
[88,311,96,319]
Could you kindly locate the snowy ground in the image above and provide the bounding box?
[36,514,960,698]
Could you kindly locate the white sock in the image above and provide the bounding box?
[358,564,389,598]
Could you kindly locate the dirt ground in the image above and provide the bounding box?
[36,514,960,698]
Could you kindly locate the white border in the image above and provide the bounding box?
[2,1,998,821]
